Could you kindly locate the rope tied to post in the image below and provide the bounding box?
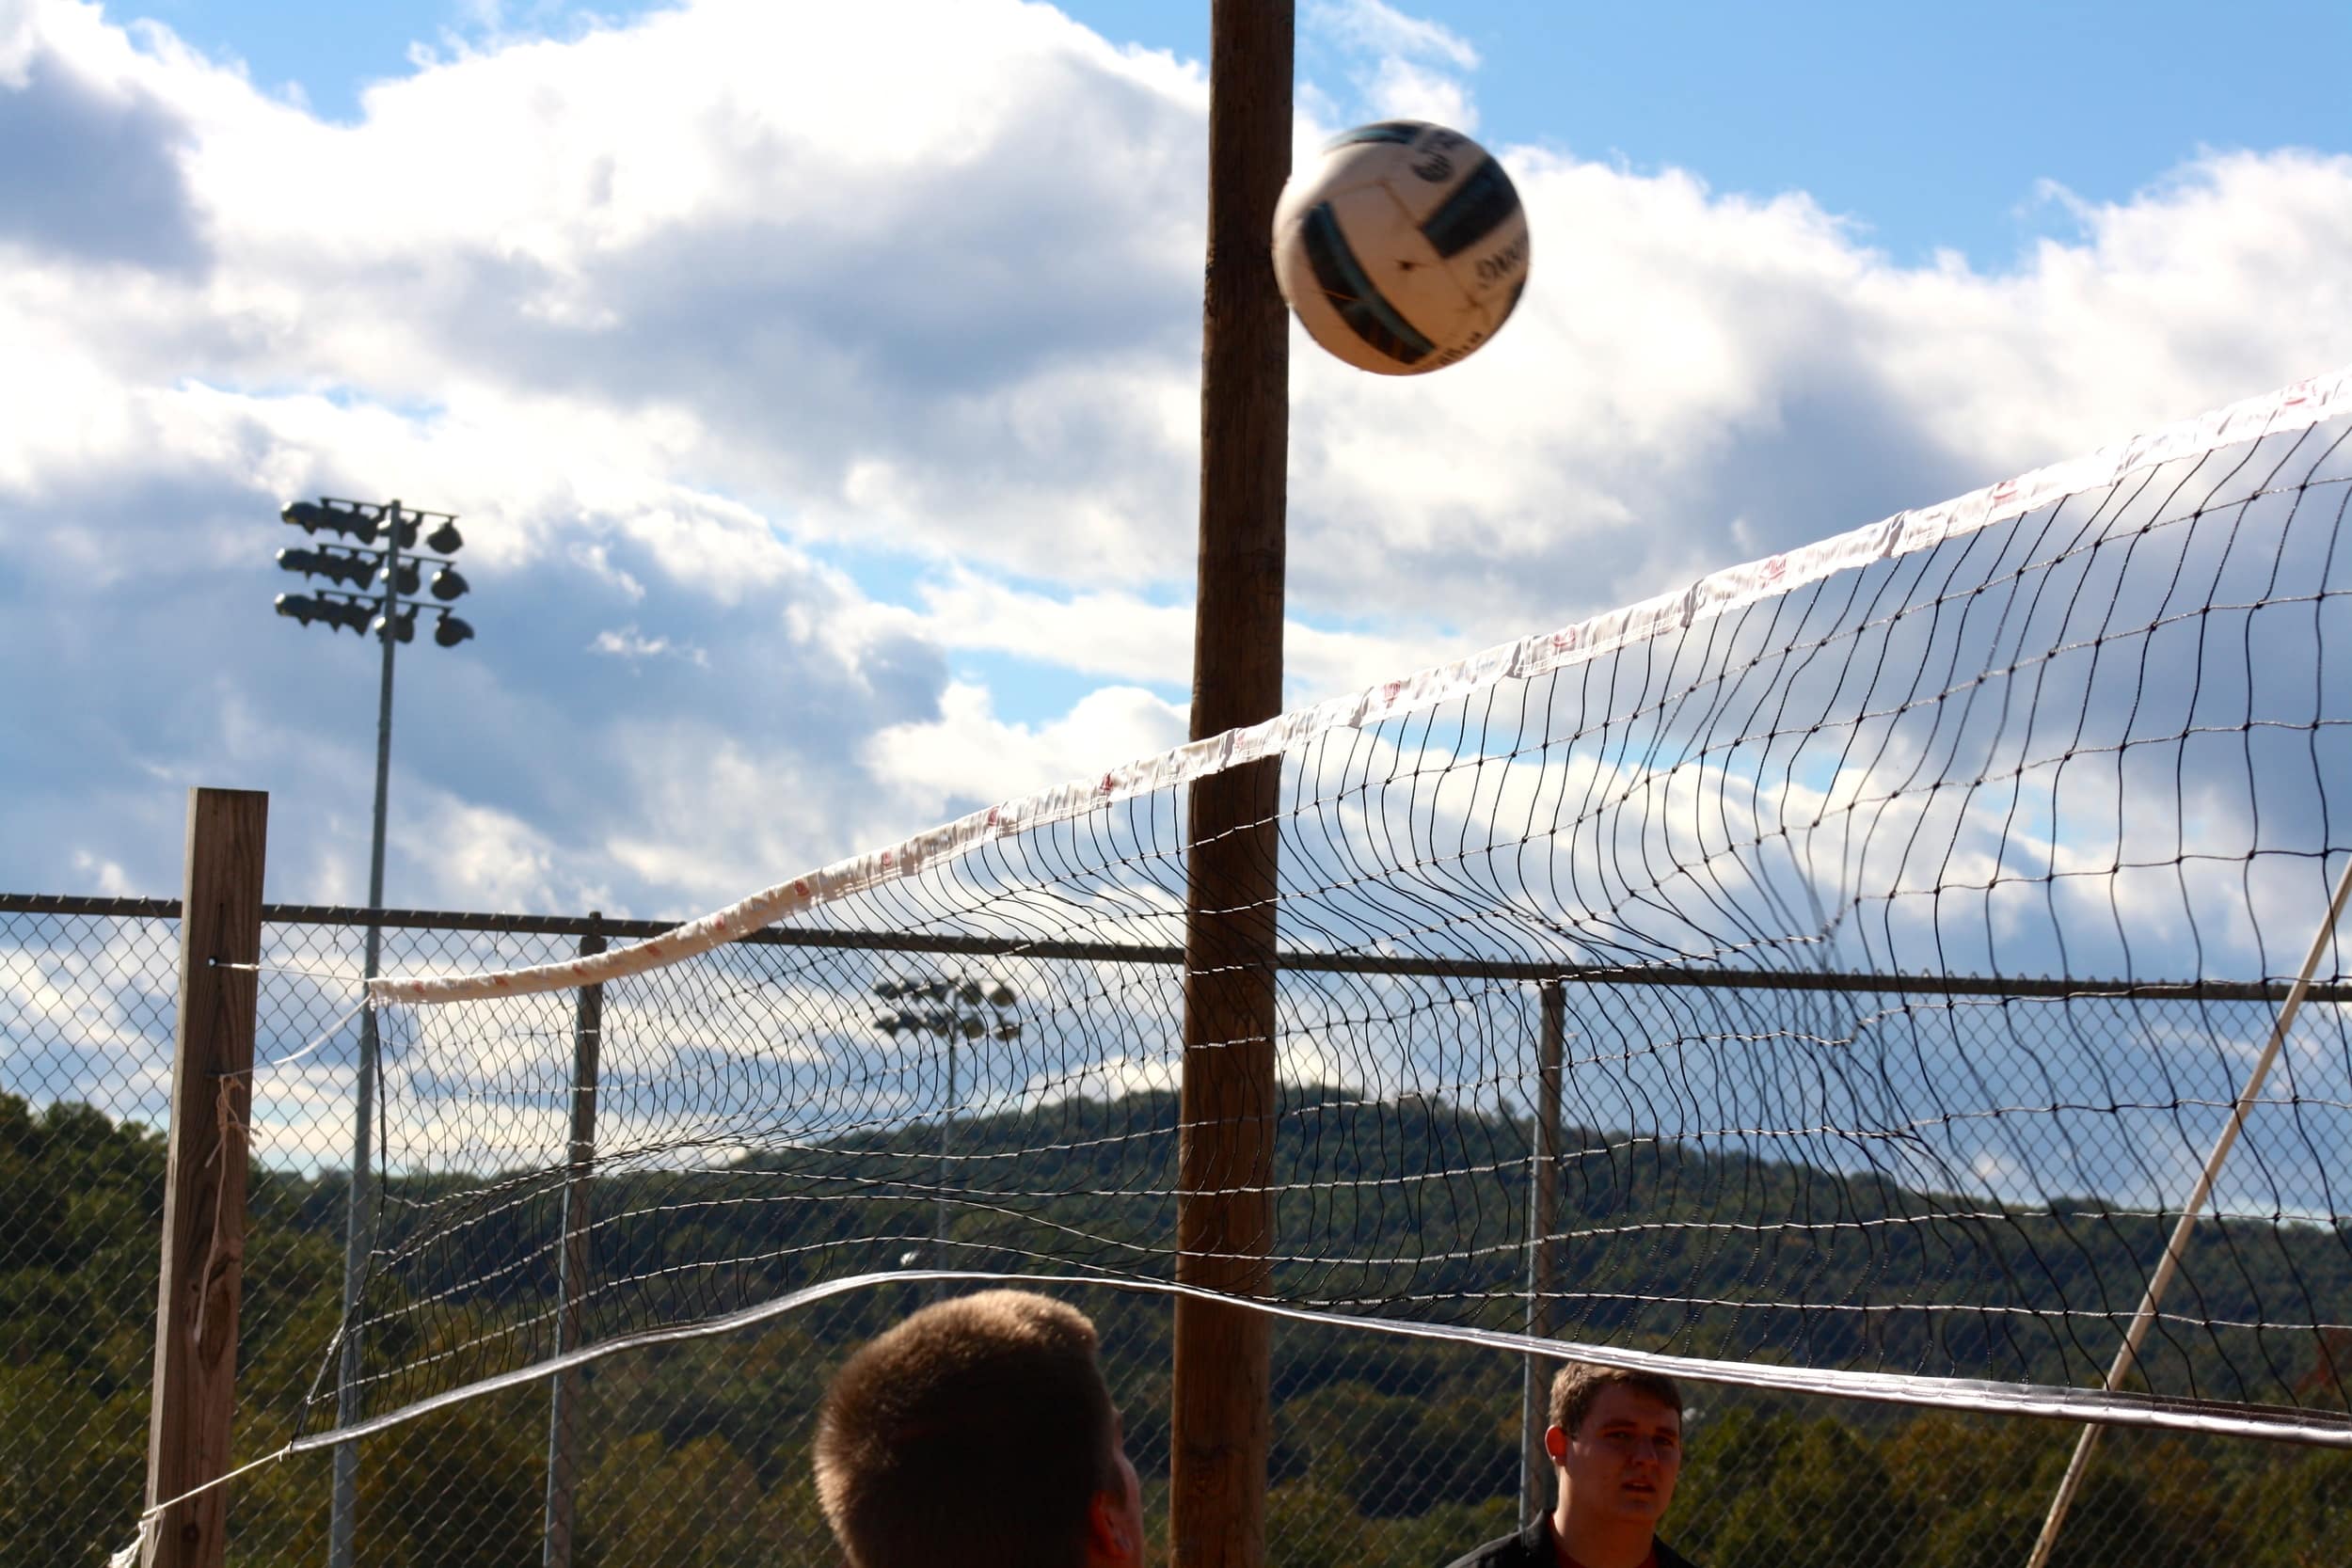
[190,1073,248,1357]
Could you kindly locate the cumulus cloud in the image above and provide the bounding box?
[0,0,2346,945]
[0,27,201,269]
[866,681,1189,824]
[903,568,1458,704]
[1284,145,2352,637]
[1302,0,1481,132]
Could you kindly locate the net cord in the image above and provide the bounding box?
[2023,847,2352,1568]
[106,1254,2352,1560]
[371,364,2352,1006]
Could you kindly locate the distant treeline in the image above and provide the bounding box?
[6,1089,2348,1568]
[355,1085,2352,1413]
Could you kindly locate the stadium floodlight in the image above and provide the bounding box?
[277,546,381,591]
[282,499,379,545]
[268,494,475,1568]
[272,593,319,628]
[273,593,375,635]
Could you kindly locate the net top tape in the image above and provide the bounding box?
[374,364,2352,1006]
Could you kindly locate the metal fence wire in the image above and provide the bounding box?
[4,897,2347,1568]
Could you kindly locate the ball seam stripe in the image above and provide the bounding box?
[1299,200,1436,366]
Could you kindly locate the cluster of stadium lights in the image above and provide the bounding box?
[871,974,1024,1041]
[276,494,482,1568]
[275,499,476,646]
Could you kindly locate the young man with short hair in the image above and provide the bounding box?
[814,1289,1147,1568]
[1443,1361,1698,1568]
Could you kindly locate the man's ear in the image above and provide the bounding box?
[1545,1424,1569,1463]
[1087,1489,1135,1565]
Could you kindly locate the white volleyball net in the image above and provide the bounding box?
[278,366,2352,1470]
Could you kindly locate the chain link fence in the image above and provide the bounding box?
[5,896,2347,1567]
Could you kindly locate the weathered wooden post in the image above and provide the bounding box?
[145,787,267,1568]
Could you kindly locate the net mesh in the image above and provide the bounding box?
[315,371,2352,1452]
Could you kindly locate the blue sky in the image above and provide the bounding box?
[1,0,2347,932]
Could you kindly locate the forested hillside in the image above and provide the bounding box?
[361,1085,2352,1413]
[8,1089,2347,1568]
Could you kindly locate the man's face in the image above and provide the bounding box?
[1554,1385,1683,1526]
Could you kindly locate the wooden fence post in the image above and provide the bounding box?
[145,787,267,1568]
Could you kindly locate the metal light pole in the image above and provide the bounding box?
[1519,986,1566,1525]
[543,920,607,1568]
[274,497,473,1568]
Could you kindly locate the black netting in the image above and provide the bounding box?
[320,405,2352,1454]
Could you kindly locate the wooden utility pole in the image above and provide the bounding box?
[1172,7,1291,1568]
[145,787,268,1568]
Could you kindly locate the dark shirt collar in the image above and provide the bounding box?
[1524,1514,1677,1568]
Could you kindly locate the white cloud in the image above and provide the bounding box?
[904,569,1463,704]
[396,791,575,911]
[1283,144,2352,635]
[1304,0,1481,130]
[865,680,1190,823]
[0,0,2346,952]
[588,626,706,665]
[69,849,135,897]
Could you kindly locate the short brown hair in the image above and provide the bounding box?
[815,1290,1118,1568]
[1548,1360,1683,1435]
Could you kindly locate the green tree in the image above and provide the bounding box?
[1882,1415,2237,1568]
[1683,1408,1915,1568]
[2222,1446,2352,1568]
[357,1389,548,1568]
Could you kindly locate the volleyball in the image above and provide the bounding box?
[1271,119,1531,375]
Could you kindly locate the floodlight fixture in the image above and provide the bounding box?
[429,566,469,601]
[425,520,464,555]
[433,612,476,648]
[282,499,379,545]
[274,593,373,635]
[858,967,1024,1304]
[277,546,380,590]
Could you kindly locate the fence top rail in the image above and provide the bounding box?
[6,892,2346,1004]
